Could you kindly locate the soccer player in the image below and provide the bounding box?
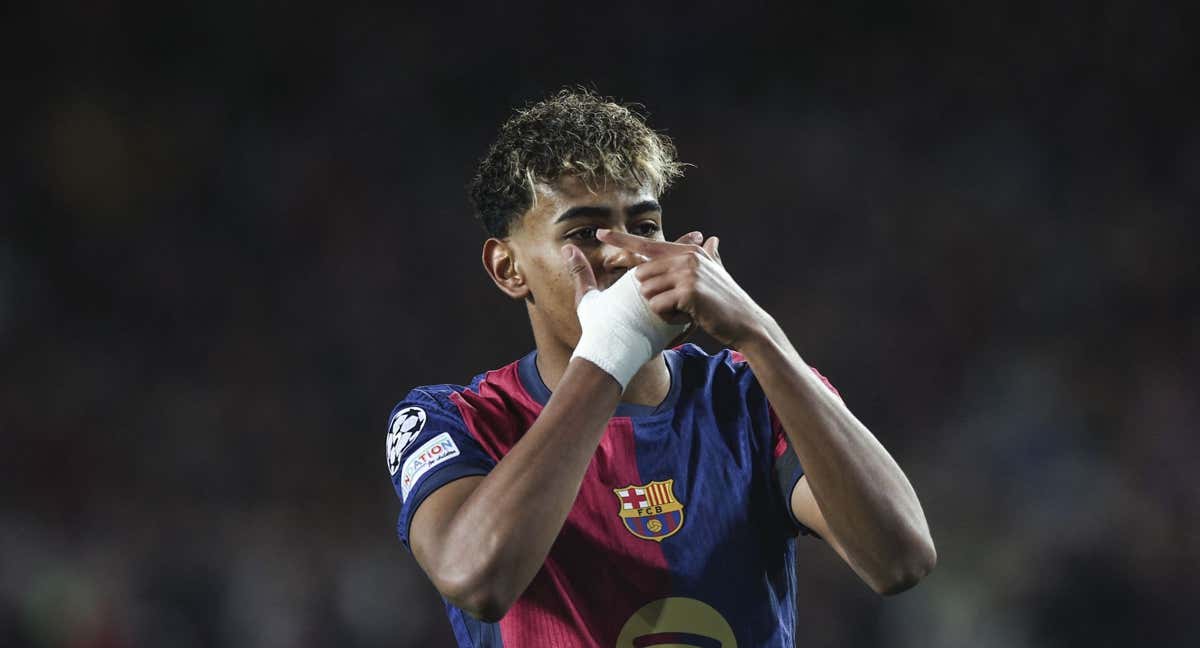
[385,89,935,646]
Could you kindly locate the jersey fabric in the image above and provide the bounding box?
[384,344,840,648]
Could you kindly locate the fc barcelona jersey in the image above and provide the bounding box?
[385,344,839,647]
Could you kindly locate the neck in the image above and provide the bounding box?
[531,325,671,409]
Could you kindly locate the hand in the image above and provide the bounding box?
[559,236,693,389]
[596,229,770,349]
[562,231,702,349]
[559,230,704,309]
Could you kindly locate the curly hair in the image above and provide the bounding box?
[468,88,686,238]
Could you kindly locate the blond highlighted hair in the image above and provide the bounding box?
[468,87,686,237]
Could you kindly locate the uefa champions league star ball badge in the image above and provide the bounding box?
[386,406,427,476]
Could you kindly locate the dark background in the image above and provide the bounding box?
[2,2,1197,647]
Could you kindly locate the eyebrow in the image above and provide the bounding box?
[552,200,662,224]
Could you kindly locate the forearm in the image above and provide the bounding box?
[437,358,621,611]
[739,319,935,592]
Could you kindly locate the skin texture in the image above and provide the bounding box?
[482,175,680,408]
[408,176,936,620]
[600,228,937,594]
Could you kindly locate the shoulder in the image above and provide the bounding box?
[391,383,465,412]
[384,355,541,462]
[672,342,747,372]
[384,384,473,444]
[672,342,841,399]
[386,356,524,423]
[671,342,756,390]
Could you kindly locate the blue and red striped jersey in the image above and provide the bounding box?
[384,344,839,647]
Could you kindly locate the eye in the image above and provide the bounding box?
[565,226,599,242]
[632,221,661,238]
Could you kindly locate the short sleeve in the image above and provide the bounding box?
[766,365,842,537]
[384,388,496,548]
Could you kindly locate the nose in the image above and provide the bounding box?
[600,234,643,275]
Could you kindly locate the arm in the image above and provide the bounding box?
[740,324,936,595]
[598,228,936,595]
[410,359,620,621]
[408,239,689,621]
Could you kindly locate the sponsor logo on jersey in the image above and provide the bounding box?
[400,432,459,500]
[387,406,427,476]
[612,479,685,542]
[616,597,736,648]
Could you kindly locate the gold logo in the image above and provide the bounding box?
[616,597,737,647]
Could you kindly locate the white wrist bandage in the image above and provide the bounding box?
[571,269,688,389]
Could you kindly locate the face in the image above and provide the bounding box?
[485,174,667,350]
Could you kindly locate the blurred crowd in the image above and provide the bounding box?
[2,3,1196,647]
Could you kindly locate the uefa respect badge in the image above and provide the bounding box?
[399,432,460,500]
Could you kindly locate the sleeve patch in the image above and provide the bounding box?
[399,432,460,500]
[386,406,428,476]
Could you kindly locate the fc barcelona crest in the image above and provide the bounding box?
[612,479,685,542]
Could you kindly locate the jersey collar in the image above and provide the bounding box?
[518,348,683,419]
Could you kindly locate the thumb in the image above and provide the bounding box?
[675,231,703,245]
[561,244,598,306]
[703,235,722,265]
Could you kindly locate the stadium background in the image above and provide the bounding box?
[2,3,1197,647]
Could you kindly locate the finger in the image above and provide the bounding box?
[561,244,598,305]
[598,228,695,258]
[632,255,678,281]
[674,231,703,245]
[646,289,692,324]
[636,248,712,282]
[637,273,676,301]
[703,236,722,266]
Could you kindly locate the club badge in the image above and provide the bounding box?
[613,479,685,542]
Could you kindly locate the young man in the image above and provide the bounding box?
[385,89,935,647]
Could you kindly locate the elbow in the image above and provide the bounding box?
[450,590,513,624]
[435,565,516,623]
[871,535,937,596]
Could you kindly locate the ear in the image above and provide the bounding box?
[482,238,529,300]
